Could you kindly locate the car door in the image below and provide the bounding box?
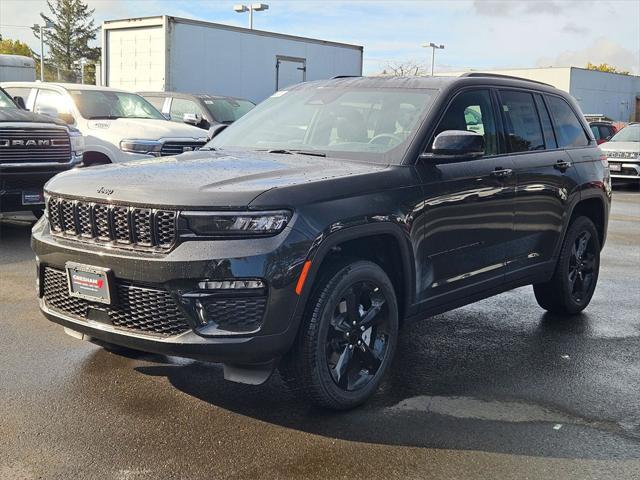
[497,89,580,279]
[414,88,516,306]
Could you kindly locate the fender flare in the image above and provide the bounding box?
[291,222,417,327]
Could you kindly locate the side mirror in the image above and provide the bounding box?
[13,96,26,109]
[207,123,228,140]
[421,130,485,163]
[183,113,201,126]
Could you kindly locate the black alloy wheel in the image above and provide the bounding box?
[325,281,391,392]
[281,260,398,410]
[534,216,600,315]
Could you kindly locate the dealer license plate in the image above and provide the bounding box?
[66,262,113,305]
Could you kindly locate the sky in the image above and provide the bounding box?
[1,0,638,75]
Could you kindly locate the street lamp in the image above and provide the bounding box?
[33,20,54,81]
[233,3,269,29]
[422,42,445,76]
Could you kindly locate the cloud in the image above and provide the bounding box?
[536,37,640,74]
[473,0,586,16]
[562,22,588,35]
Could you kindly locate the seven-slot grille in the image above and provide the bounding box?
[160,141,206,156]
[47,196,177,250]
[0,128,71,164]
[42,267,190,336]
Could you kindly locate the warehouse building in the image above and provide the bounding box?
[443,67,640,122]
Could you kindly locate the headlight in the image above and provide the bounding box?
[120,139,162,156]
[69,129,84,155]
[182,211,291,237]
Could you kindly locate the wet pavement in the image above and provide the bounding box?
[1,188,639,479]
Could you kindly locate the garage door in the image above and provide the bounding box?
[106,27,164,91]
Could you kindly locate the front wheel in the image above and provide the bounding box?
[281,260,398,410]
[533,216,601,315]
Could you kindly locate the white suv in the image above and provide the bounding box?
[1,82,209,165]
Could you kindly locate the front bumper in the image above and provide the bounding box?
[0,155,82,212]
[32,218,313,365]
[608,160,640,181]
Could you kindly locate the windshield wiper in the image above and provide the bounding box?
[267,148,326,157]
[87,115,121,120]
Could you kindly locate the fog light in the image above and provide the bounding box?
[197,279,265,290]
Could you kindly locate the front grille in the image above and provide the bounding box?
[42,267,190,337]
[0,128,71,164]
[203,297,267,333]
[605,151,639,160]
[47,196,177,251]
[160,141,206,156]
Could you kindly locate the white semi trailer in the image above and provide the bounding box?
[101,16,363,103]
[0,54,36,82]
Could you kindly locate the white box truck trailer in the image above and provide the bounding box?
[0,54,36,82]
[101,16,363,103]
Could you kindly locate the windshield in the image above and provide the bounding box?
[204,98,255,123]
[69,90,165,120]
[0,89,17,109]
[610,124,640,143]
[208,86,437,164]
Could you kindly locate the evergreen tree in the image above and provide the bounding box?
[32,0,99,82]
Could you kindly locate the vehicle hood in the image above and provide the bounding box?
[44,149,392,208]
[0,108,67,126]
[85,117,207,141]
[600,142,639,153]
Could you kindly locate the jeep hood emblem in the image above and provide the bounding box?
[97,186,114,195]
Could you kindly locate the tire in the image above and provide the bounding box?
[533,216,600,315]
[280,260,399,410]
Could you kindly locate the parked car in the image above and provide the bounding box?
[0,86,82,218]
[1,82,208,165]
[599,123,640,183]
[33,74,610,409]
[589,121,617,144]
[139,91,255,131]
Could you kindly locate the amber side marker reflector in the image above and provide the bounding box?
[295,260,312,295]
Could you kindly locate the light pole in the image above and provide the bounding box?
[422,42,445,76]
[233,3,269,29]
[33,20,54,81]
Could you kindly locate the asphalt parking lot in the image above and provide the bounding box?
[1,188,639,480]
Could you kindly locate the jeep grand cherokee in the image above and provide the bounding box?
[32,74,610,409]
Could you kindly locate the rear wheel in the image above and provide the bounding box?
[281,260,398,410]
[533,216,600,315]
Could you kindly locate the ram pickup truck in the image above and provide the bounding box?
[33,74,610,409]
[1,82,208,165]
[0,86,82,217]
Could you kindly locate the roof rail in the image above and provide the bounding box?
[331,75,361,79]
[460,72,553,87]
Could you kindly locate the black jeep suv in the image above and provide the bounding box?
[33,74,610,409]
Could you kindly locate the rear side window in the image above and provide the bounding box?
[546,96,589,148]
[499,90,545,152]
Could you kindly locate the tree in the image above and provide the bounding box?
[586,62,629,75]
[0,38,34,57]
[382,60,427,77]
[32,0,100,82]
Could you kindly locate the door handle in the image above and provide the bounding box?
[491,167,513,178]
[554,160,572,171]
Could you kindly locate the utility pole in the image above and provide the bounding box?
[422,42,445,76]
[34,20,54,81]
